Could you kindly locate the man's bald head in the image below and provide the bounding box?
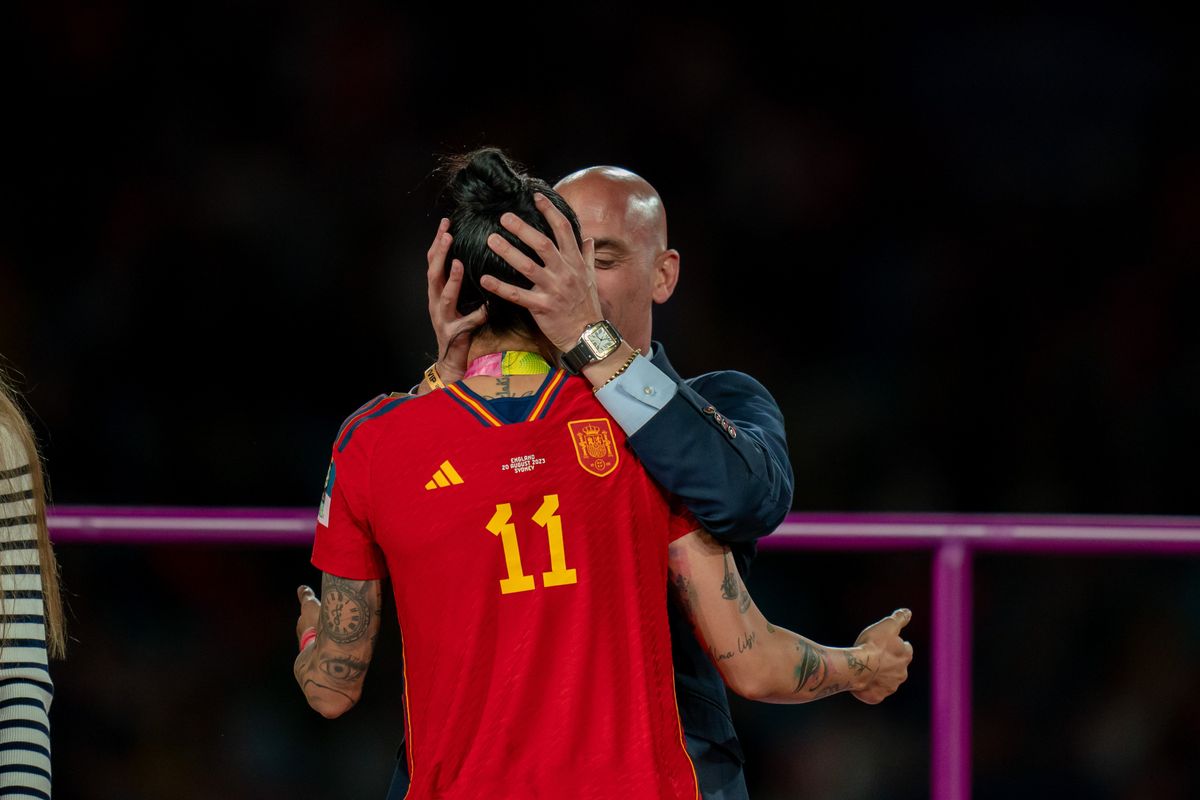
[555,166,668,252]
[552,166,681,353]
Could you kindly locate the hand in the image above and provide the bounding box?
[296,585,321,644]
[426,217,488,385]
[849,608,914,705]
[480,193,603,352]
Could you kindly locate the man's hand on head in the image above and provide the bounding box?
[480,193,604,353]
[426,217,488,389]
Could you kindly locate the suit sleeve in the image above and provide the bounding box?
[624,370,794,545]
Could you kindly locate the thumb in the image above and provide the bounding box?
[459,305,488,331]
[891,608,912,630]
[298,585,316,604]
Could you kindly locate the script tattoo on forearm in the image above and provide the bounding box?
[708,631,757,666]
[711,646,736,661]
[320,575,375,645]
[793,639,829,694]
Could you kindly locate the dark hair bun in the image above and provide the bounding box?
[448,148,527,210]
[437,146,582,340]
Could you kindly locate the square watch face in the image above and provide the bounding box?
[587,325,617,354]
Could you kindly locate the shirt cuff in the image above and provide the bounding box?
[595,355,679,436]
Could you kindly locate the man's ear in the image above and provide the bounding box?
[652,249,680,305]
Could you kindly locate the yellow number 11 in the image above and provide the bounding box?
[486,494,578,595]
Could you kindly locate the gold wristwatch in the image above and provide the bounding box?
[560,321,622,375]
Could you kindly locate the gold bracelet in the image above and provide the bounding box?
[424,362,446,390]
[594,348,641,393]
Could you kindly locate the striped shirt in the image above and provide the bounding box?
[0,426,52,800]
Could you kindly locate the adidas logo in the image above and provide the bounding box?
[425,460,464,491]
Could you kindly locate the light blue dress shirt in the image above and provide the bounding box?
[594,347,679,436]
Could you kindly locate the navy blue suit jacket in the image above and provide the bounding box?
[638,345,793,787]
[386,345,793,799]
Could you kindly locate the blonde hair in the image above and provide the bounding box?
[0,365,65,659]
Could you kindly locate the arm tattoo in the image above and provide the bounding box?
[738,583,751,614]
[710,631,757,665]
[320,574,375,645]
[720,555,739,600]
[319,655,370,684]
[793,639,829,693]
[720,552,753,613]
[813,682,846,699]
[670,572,698,624]
[845,651,873,676]
[302,679,354,703]
[711,646,736,661]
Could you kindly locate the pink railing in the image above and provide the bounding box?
[48,507,1200,800]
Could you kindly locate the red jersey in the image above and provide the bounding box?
[312,369,700,800]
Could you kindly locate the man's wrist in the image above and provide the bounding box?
[846,644,877,693]
[581,342,639,388]
[552,320,591,354]
[559,320,623,374]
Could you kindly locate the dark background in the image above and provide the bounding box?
[2,4,1198,798]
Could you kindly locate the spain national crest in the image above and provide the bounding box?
[567,418,619,477]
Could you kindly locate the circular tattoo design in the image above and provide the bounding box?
[322,586,368,644]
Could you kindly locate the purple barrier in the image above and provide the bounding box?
[47,505,316,545]
[47,507,1200,799]
[47,507,1200,550]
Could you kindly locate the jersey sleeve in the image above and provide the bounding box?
[311,405,388,580]
[666,495,701,543]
